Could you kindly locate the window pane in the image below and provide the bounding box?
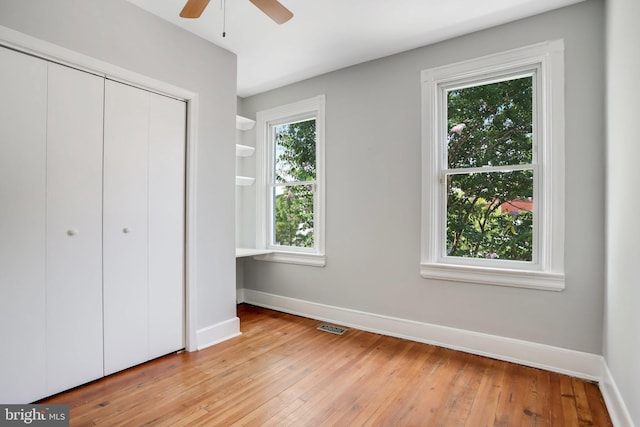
[447,76,533,169]
[446,170,533,261]
[274,119,316,183]
[273,184,315,248]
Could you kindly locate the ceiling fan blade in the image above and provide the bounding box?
[249,0,293,24]
[179,0,211,18]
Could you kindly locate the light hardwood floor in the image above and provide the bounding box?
[41,304,612,426]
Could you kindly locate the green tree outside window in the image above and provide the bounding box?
[272,119,316,248]
[445,77,534,261]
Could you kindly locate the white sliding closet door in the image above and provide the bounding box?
[103,81,151,375]
[148,92,186,359]
[46,63,104,394]
[0,47,48,404]
[103,81,186,375]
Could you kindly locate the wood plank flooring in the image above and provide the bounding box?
[40,304,612,426]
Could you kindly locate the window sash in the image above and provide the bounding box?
[440,168,537,265]
[439,72,539,266]
[268,181,318,252]
[267,116,318,251]
[444,72,537,170]
[272,119,317,185]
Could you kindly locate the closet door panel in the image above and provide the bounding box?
[148,93,186,358]
[46,63,104,394]
[0,47,47,403]
[103,80,150,375]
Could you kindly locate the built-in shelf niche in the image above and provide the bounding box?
[235,115,256,187]
[235,114,262,257]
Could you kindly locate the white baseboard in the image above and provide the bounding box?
[195,316,241,350]
[600,363,636,427]
[239,289,601,379]
[239,288,633,425]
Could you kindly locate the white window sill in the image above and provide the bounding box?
[253,251,326,267]
[235,248,273,258]
[420,262,564,291]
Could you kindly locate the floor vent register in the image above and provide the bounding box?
[317,324,348,335]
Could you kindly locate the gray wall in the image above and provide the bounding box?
[606,0,640,423]
[239,0,605,354]
[0,0,239,335]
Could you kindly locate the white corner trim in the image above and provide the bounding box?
[599,363,636,427]
[184,94,200,352]
[241,289,602,381]
[195,317,242,351]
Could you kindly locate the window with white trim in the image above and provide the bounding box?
[420,41,565,290]
[255,95,326,267]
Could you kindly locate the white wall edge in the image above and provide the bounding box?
[195,317,242,351]
[237,288,246,304]
[240,289,602,381]
[599,363,635,427]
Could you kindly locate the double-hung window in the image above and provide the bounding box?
[420,41,565,290]
[255,95,326,266]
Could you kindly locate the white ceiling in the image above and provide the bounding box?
[126,0,583,97]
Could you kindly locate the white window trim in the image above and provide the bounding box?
[254,95,326,267]
[420,40,565,291]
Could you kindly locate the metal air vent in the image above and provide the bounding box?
[317,324,348,335]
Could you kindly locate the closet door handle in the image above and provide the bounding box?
[122,227,132,234]
[67,229,79,236]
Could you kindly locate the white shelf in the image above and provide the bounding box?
[236,248,273,258]
[236,115,256,131]
[235,116,256,187]
[236,144,255,157]
[236,175,255,186]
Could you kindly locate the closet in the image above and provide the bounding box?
[0,46,186,403]
[103,80,186,376]
[46,57,105,397]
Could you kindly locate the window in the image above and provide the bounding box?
[255,95,326,266]
[420,41,565,290]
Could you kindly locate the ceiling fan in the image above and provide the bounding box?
[179,0,293,24]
